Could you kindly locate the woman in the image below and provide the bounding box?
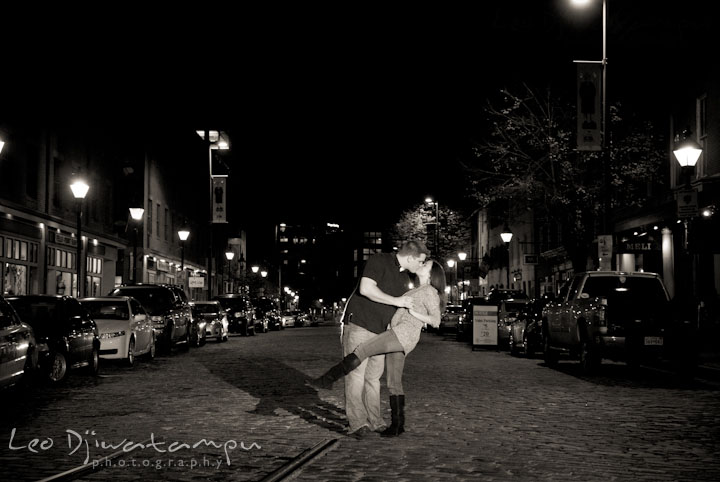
[308,259,446,437]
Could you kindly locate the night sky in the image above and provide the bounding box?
[7,1,713,232]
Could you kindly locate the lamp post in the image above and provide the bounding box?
[500,225,513,289]
[446,259,458,304]
[70,180,89,298]
[129,208,144,283]
[572,0,610,234]
[425,197,440,257]
[673,136,702,254]
[225,250,235,294]
[197,129,230,299]
[458,251,467,301]
[178,227,190,271]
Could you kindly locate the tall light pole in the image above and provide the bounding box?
[425,197,440,257]
[70,180,89,298]
[458,251,467,301]
[178,227,190,270]
[572,0,609,234]
[500,225,513,289]
[446,259,457,304]
[129,208,144,284]
[197,129,230,299]
[225,250,235,294]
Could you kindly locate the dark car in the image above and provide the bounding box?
[542,271,697,376]
[6,295,100,384]
[213,294,255,336]
[508,297,550,356]
[1,294,38,389]
[162,285,205,347]
[253,297,280,332]
[108,284,192,352]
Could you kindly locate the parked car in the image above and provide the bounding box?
[266,311,284,331]
[162,284,204,347]
[497,299,528,347]
[508,297,550,356]
[439,305,464,335]
[253,297,279,333]
[108,284,191,352]
[542,271,698,376]
[1,294,38,389]
[190,301,228,342]
[6,295,100,383]
[80,296,156,366]
[213,294,255,336]
[485,289,528,304]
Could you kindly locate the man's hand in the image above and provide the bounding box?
[397,296,420,311]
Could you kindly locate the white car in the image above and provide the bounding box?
[191,301,229,342]
[80,296,155,366]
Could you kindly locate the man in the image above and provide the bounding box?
[340,240,429,438]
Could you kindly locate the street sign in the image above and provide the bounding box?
[677,189,698,218]
[189,276,205,288]
[472,305,498,348]
[523,254,538,264]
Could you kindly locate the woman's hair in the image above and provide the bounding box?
[428,259,447,311]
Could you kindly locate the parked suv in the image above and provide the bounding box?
[108,284,191,352]
[542,271,697,376]
[213,294,255,336]
[7,295,100,383]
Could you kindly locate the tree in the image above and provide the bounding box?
[389,204,471,262]
[462,84,666,271]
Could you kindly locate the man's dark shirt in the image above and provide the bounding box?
[345,252,411,334]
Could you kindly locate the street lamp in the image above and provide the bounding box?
[70,179,89,298]
[446,259,458,304]
[500,225,513,289]
[458,251,467,300]
[425,197,440,257]
[225,250,235,294]
[178,227,190,271]
[673,136,703,253]
[129,208,144,283]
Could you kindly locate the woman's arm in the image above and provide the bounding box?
[409,292,441,328]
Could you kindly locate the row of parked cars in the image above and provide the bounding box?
[436,272,700,378]
[0,283,302,390]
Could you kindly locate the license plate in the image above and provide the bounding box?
[644,336,663,346]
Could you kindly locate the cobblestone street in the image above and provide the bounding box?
[2,323,719,481]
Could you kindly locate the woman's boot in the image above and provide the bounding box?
[307,353,361,389]
[381,395,402,437]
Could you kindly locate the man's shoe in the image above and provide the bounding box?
[348,426,374,439]
[373,425,388,433]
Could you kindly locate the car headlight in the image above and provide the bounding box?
[150,316,164,323]
[233,312,243,318]
[101,331,126,339]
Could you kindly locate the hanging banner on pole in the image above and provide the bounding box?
[576,62,602,151]
[212,175,228,223]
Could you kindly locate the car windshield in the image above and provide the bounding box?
[6,298,60,334]
[109,288,174,315]
[82,300,129,320]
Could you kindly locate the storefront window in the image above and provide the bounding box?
[3,263,27,295]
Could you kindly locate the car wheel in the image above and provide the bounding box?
[87,347,100,376]
[47,351,69,383]
[543,335,558,367]
[21,345,39,386]
[126,338,135,367]
[579,339,600,375]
